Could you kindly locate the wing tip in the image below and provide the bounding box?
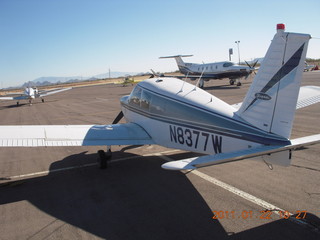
[161,161,196,171]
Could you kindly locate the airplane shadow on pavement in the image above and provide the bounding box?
[0,150,319,240]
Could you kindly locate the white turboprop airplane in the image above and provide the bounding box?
[0,86,72,106]
[159,55,258,88]
[1,24,320,171]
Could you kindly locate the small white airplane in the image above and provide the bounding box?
[0,86,72,106]
[159,55,258,88]
[1,24,320,171]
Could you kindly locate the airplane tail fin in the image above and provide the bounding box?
[236,24,311,139]
[159,55,193,72]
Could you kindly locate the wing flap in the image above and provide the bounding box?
[162,134,320,170]
[0,123,154,147]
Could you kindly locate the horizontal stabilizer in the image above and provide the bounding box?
[295,86,320,109]
[0,123,154,147]
[232,85,320,110]
[162,134,320,170]
[159,55,193,59]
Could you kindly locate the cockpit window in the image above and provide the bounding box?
[140,90,152,110]
[223,62,234,67]
[128,86,142,106]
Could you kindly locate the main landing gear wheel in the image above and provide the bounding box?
[42,99,44,103]
[229,79,235,85]
[97,149,112,169]
[97,111,123,169]
[237,82,242,86]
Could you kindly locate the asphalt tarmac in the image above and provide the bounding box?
[0,72,319,240]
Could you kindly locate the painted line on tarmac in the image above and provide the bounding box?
[158,154,318,230]
[1,149,181,181]
[191,169,317,228]
[157,154,288,215]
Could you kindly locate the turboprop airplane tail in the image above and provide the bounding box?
[236,24,311,139]
[159,55,193,73]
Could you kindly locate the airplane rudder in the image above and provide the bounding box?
[236,25,311,139]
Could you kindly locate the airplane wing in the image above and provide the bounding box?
[232,86,320,110]
[162,134,320,170]
[39,87,72,97]
[149,69,214,80]
[0,123,154,147]
[155,74,215,80]
[0,95,28,101]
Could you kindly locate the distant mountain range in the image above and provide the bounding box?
[18,71,144,88]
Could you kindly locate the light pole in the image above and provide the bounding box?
[235,40,240,64]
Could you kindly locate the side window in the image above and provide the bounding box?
[150,94,166,114]
[140,90,152,110]
[128,86,142,107]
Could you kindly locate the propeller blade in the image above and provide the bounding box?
[252,60,258,68]
[112,111,124,124]
[244,60,251,68]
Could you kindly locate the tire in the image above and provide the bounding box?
[98,150,108,169]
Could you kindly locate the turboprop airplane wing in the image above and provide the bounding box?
[232,86,320,110]
[162,134,320,170]
[0,123,154,147]
[39,87,72,97]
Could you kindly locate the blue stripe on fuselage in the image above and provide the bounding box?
[122,102,290,146]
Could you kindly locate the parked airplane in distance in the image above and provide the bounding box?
[1,24,320,171]
[159,55,258,88]
[304,61,316,71]
[0,86,72,106]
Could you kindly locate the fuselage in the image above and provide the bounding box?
[120,77,289,155]
[24,87,39,99]
[179,61,252,80]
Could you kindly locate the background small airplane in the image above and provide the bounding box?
[0,86,72,106]
[159,55,258,88]
[0,24,320,172]
[120,76,135,87]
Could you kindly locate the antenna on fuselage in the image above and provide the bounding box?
[194,68,205,90]
[178,71,190,93]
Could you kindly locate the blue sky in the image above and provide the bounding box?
[1,0,319,88]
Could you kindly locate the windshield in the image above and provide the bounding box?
[223,62,235,67]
